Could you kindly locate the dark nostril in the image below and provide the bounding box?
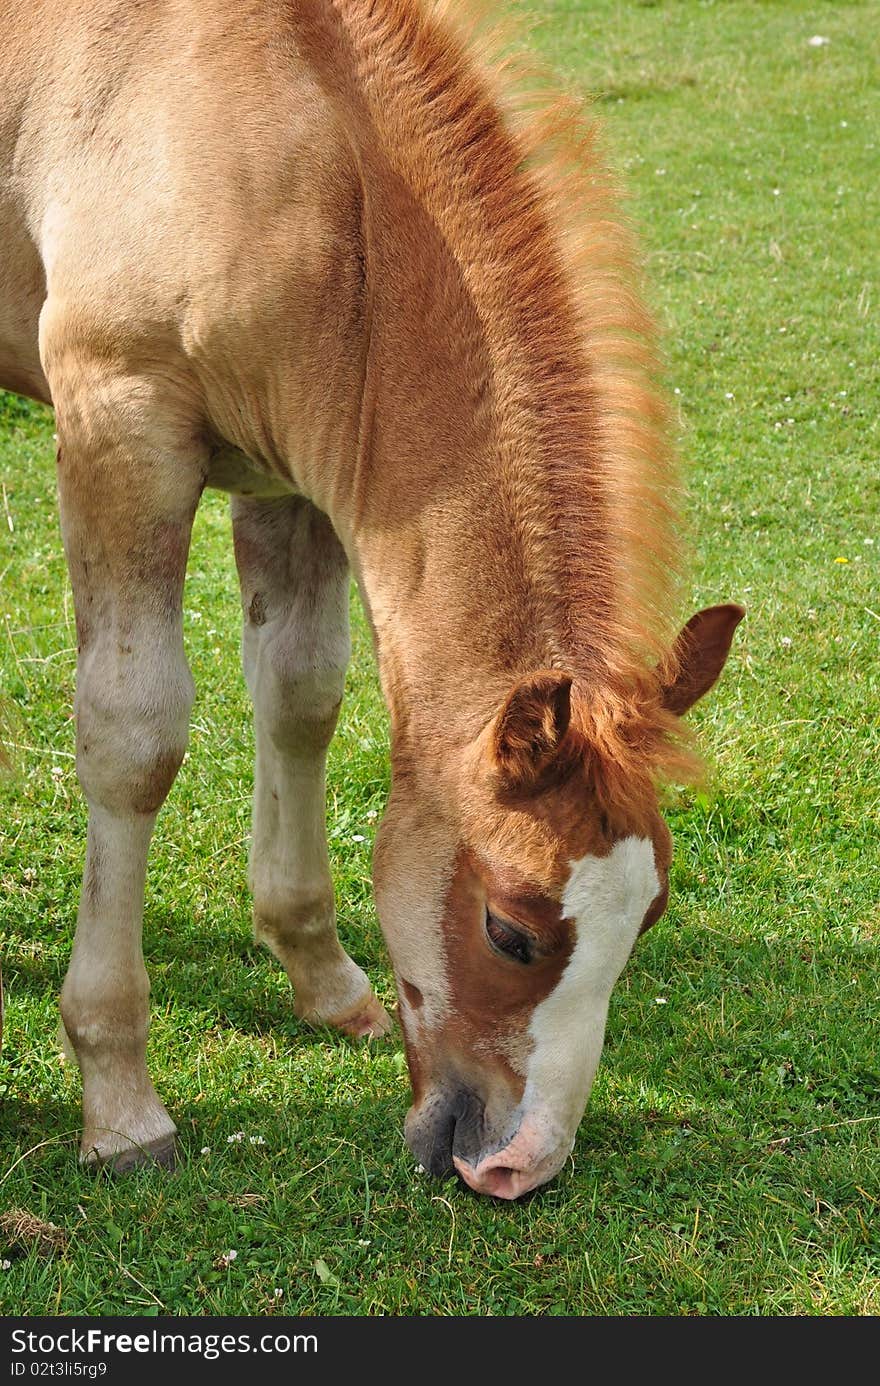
[406,1086,485,1179]
[399,978,423,1010]
[421,1109,457,1176]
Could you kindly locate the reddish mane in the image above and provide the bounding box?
[295,0,694,794]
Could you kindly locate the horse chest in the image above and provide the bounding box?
[204,442,299,501]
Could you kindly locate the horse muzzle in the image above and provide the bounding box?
[405,1089,572,1199]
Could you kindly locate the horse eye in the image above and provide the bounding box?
[485,910,534,965]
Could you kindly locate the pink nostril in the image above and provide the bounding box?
[476,1166,522,1200]
[454,1156,531,1200]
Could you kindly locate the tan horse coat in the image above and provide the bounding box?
[0,0,741,1193]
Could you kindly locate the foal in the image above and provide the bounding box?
[0,0,742,1196]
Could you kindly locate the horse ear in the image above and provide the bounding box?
[489,671,573,791]
[660,603,745,715]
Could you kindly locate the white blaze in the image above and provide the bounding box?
[517,836,660,1152]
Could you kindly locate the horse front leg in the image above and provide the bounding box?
[48,351,204,1169]
[232,495,390,1039]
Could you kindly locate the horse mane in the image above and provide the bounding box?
[294,0,697,790]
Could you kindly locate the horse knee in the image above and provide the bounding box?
[255,645,347,754]
[76,647,194,814]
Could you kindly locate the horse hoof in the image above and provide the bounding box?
[82,1132,179,1173]
[335,994,393,1040]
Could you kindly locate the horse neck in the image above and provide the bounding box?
[286,0,666,765]
[332,182,613,765]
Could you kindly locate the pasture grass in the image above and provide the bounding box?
[1,0,878,1316]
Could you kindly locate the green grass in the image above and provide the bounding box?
[1,0,878,1316]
